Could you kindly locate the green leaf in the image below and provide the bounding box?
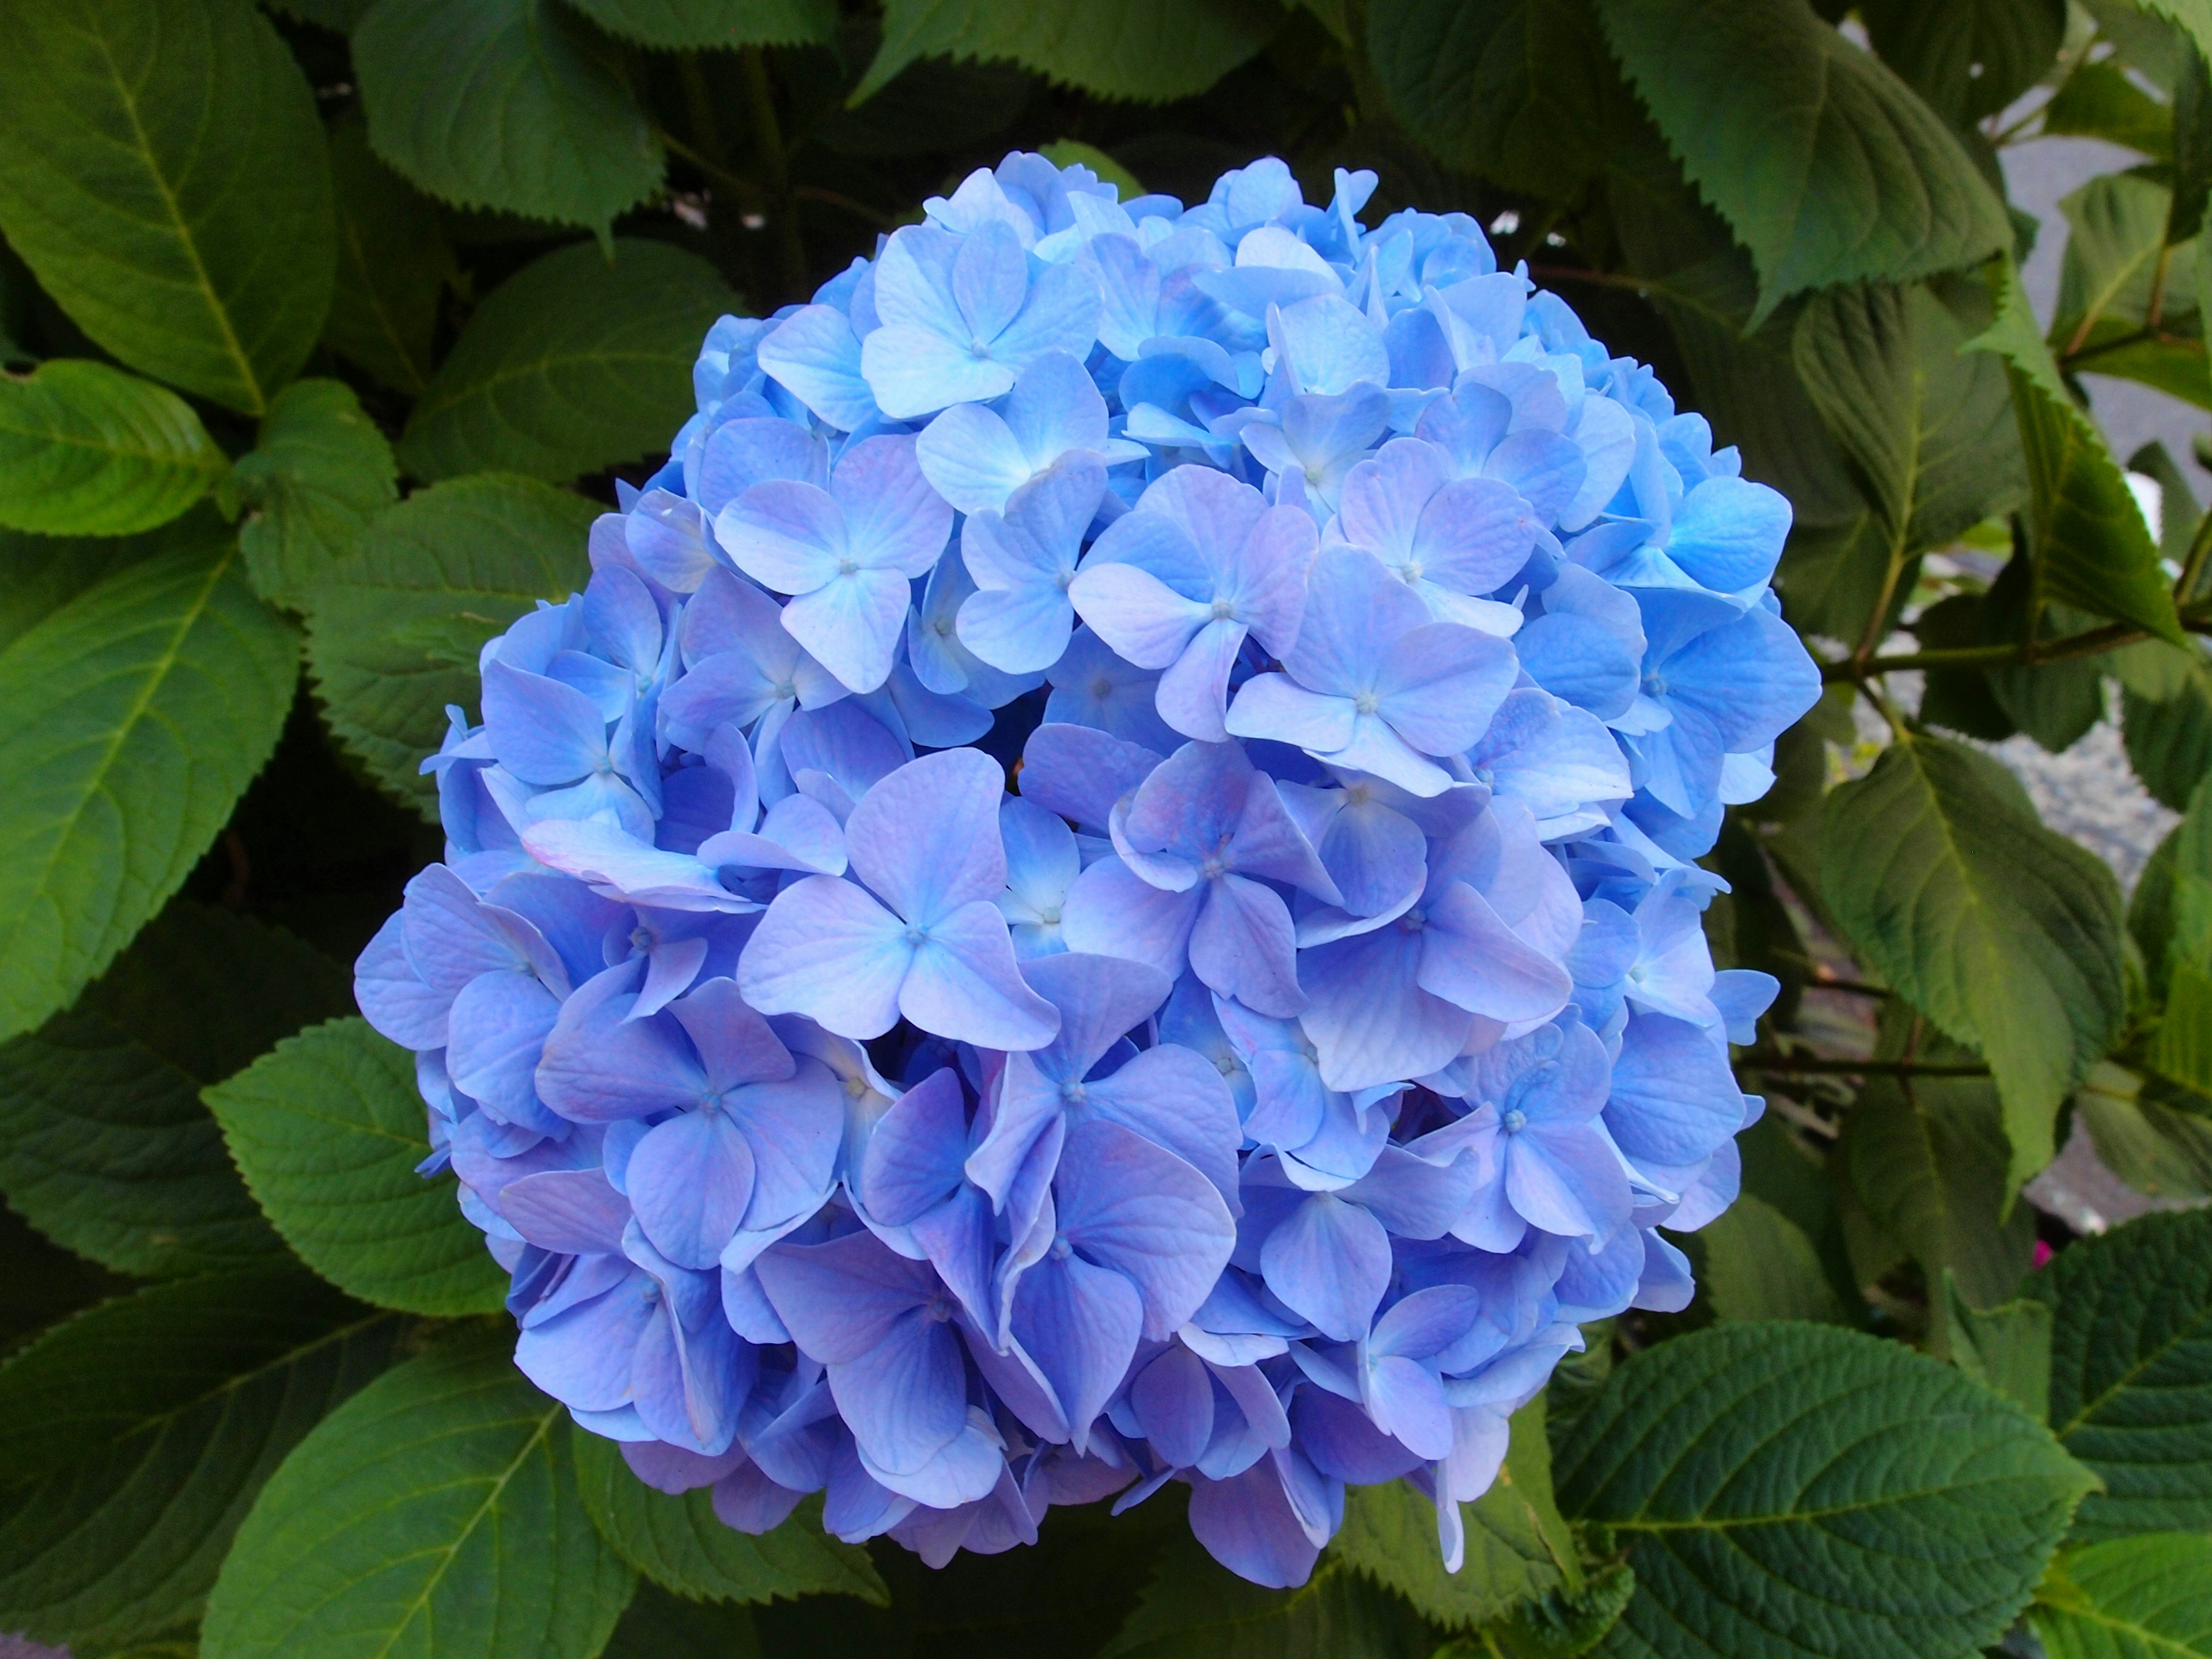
[303,474,595,811]
[200,1327,637,1659]
[1839,1066,2037,1309]
[1942,1271,2054,1422]
[399,238,734,484]
[2032,1533,2212,1658]
[203,1017,509,1317]
[0,510,219,657]
[853,0,1283,105]
[323,115,456,399]
[0,0,334,415]
[1099,1543,1435,1659]
[2145,0,2212,70]
[0,900,349,1279]
[353,0,665,233]
[1820,732,2127,1196]
[1965,257,2188,647]
[2123,666,2212,810]
[1791,278,2024,560]
[2055,176,2202,384]
[2043,60,2176,160]
[1593,0,2011,323]
[560,0,836,49]
[1331,1398,1573,1631]
[570,1431,887,1607]
[1694,1191,1849,1324]
[2075,1063,2212,1202]
[2030,1209,2212,1540]
[1858,0,2066,127]
[2153,962,2212,1090]
[0,529,299,1044]
[0,1267,402,1656]
[1366,0,1619,201]
[603,1582,763,1659]
[233,379,399,608]
[2175,45,2212,243]
[1555,1321,2095,1659]
[0,360,228,536]
[1495,1562,1636,1659]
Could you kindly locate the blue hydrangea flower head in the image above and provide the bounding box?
[357,150,1812,1589]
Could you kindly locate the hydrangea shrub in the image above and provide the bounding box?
[355,151,1820,1586]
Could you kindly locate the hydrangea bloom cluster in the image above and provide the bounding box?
[355,153,1820,1588]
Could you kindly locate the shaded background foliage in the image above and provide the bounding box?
[0,0,2208,1656]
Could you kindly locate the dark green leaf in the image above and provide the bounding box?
[200,1326,637,1659]
[603,1582,763,1659]
[0,510,217,657]
[1330,1397,1571,1631]
[2153,962,2212,1091]
[233,379,399,608]
[1966,257,2188,646]
[1555,1321,2094,1659]
[0,359,228,536]
[1942,1271,2054,1423]
[2176,46,2212,243]
[1983,576,2109,755]
[2056,174,2199,350]
[399,238,734,484]
[1594,0,2011,322]
[2142,1,2212,76]
[2032,1532,2212,1658]
[1099,1543,1434,1659]
[1694,1192,1849,1324]
[853,0,1283,105]
[323,115,456,399]
[1839,1067,2037,1310]
[0,1203,128,1363]
[0,527,299,1044]
[0,1267,402,1656]
[0,0,334,414]
[2075,1063,2212,1202]
[1366,0,1618,200]
[1791,278,2024,559]
[2042,60,2176,160]
[1776,513,1912,645]
[570,1430,887,1607]
[1858,0,2065,126]
[353,0,665,233]
[1821,732,2127,1195]
[1915,593,2020,742]
[561,0,836,49]
[2123,668,2212,810]
[2031,1208,2212,1540]
[0,900,349,1279]
[203,1017,509,1316]
[265,0,373,27]
[303,473,595,811]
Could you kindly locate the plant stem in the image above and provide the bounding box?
[1819,613,2212,682]
[1740,1056,1991,1078]
[2179,499,2212,603]
[740,46,805,301]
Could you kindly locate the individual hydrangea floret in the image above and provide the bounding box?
[358,149,1816,1591]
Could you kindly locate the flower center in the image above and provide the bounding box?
[1039,906,1062,925]
[1090,677,1114,699]
[1210,597,1236,620]
[630,926,654,953]
[1060,1079,1089,1106]
[774,680,795,700]
[1199,855,1226,880]
[1048,1236,1074,1262]
[1354,691,1380,716]
[838,557,859,577]
[1400,907,1426,933]
[1502,1108,1527,1133]
[903,924,929,947]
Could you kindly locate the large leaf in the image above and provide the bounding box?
[1791,278,2024,561]
[399,239,735,484]
[302,474,596,812]
[1330,1397,1573,1630]
[203,1017,509,1317]
[0,360,228,537]
[1858,0,2066,126]
[570,1432,887,1607]
[562,0,837,49]
[1366,0,1619,201]
[233,379,399,608]
[0,528,299,1044]
[603,1583,764,1659]
[323,116,455,399]
[200,1327,637,1659]
[2075,1065,2212,1203]
[0,1267,402,1656]
[0,0,334,414]
[1838,1068,2037,1312]
[1555,1321,2094,1659]
[353,0,665,234]
[2123,665,2212,810]
[1820,733,2126,1196]
[853,0,1283,104]
[1099,1544,1434,1659]
[2030,1209,2212,1540]
[1694,1191,1849,1324]
[0,512,217,657]
[1593,0,2010,322]
[2032,1533,2212,1659]
[2041,60,2176,160]
[1965,258,2188,647]
[0,901,349,1279]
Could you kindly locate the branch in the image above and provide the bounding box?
[1738,1055,1990,1078]
[1821,611,2212,683]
